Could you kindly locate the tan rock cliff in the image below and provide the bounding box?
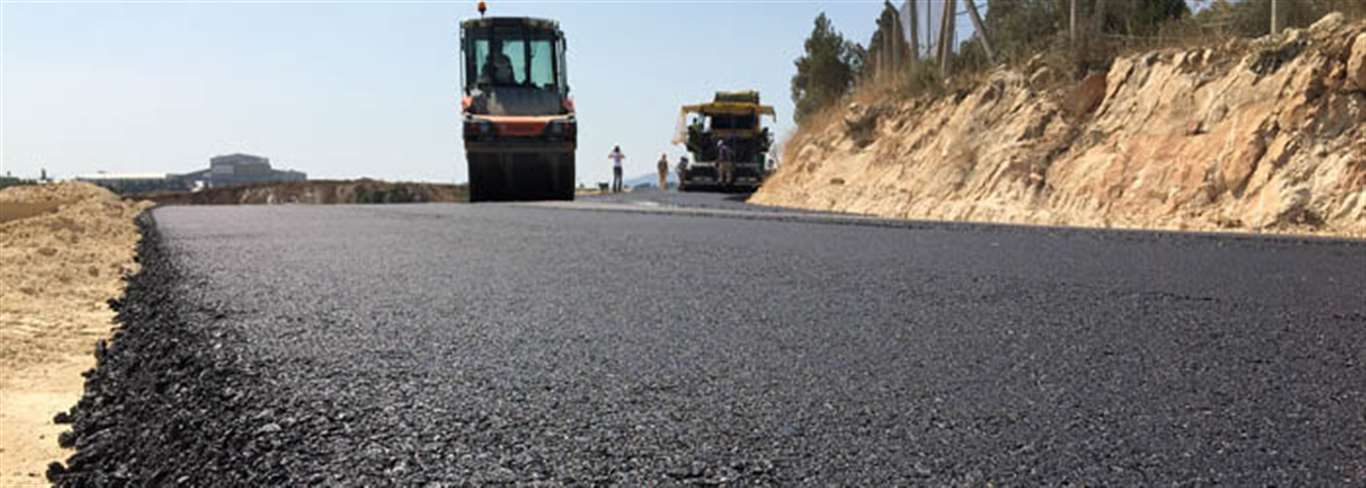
[753,15,1366,237]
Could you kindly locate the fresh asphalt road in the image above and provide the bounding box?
[97,194,1366,484]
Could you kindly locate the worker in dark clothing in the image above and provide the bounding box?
[608,145,625,193]
[676,155,689,191]
[479,41,516,85]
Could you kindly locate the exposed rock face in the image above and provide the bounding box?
[1029,66,1059,88]
[1349,33,1366,90]
[1068,72,1108,116]
[754,15,1366,237]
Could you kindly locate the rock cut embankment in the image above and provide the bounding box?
[754,14,1366,237]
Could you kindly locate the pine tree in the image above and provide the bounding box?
[791,13,864,123]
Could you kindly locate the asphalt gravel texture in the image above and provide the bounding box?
[52,194,1366,486]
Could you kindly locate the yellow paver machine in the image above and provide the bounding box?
[672,91,776,192]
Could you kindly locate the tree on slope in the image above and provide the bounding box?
[791,13,864,124]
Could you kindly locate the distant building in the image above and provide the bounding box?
[76,153,307,194]
[178,154,307,189]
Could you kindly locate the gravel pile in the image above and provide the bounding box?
[49,216,294,486]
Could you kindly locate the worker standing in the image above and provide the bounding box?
[676,155,689,191]
[656,153,669,191]
[716,139,735,188]
[608,145,625,193]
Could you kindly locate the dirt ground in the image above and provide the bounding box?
[0,182,149,486]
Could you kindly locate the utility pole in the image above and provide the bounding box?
[928,0,939,65]
[889,5,901,77]
[936,0,947,72]
[907,0,918,65]
[964,0,993,64]
[939,0,955,76]
[885,25,892,81]
[1093,0,1106,34]
[890,7,901,75]
[1070,0,1078,43]
[1270,0,1281,35]
[885,11,893,80]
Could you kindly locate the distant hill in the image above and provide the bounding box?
[623,172,680,189]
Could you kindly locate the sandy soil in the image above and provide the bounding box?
[1,202,69,224]
[1,357,90,486]
[0,182,149,486]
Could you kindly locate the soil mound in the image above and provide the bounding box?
[0,183,114,205]
[0,182,150,368]
[1,181,149,486]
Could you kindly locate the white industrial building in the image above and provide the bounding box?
[177,154,307,189]
[77,153,307,194]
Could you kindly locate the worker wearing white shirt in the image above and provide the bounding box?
[609,146,625,193]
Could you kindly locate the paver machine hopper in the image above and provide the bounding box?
[460,8,576,201]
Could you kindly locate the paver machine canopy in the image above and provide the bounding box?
[460,13,576,201]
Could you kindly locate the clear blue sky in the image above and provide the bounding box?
[2,1,974,184]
